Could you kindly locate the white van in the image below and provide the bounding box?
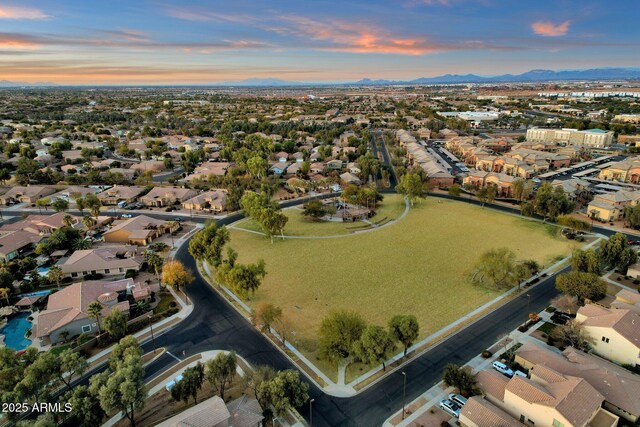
[492,361,514,377]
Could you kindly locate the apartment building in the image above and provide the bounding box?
[526,128,614,148]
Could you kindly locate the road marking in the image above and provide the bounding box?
[166,351,182,362]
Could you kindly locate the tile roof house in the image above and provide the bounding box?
[515,341,640,423]
[0,230,44,262]
[598,157,640,184]
[58,246,144,280]
[97,185,146,205]
[587,189,640,222]
[103,215,176,245]
[0,186,56,205]
[463,170,516,197]
[34,278,134,345]
[460,396,524,427]
[140,187,198,207]
[476,366,617,427]
[182,190,228,212]
[158,395,263,427]
[576,294,640,368]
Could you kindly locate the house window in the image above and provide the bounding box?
[520,415,525,422]
[119,268,124,273]
[82,271,88,275]
[81,325,91,333]
[105,269,110,274]
[528,420,535,426]
[553,420,564,427]
[71,272,78,278]
[602,336,610,343]
[91,270,96,275]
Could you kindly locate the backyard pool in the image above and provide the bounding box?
[17,289,52,299]
[1,312,33,351]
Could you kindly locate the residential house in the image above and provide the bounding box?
[58,246,144,279]
[0,230,43,262]
[586,189,640,222]
[275,151,289,162]
[598,157,640,184]
[182,190,228,213]
[270,162,290,175]
[0,186,56,205]
[285,162,303,175]
[476,367,617,427]
[103,215,176,245]
[157,395,263,427]
[34,278,155,345]
[576,292,640,368]
[340,172,362,185]
[460,396,524,427]
[516,340,640,423]
[463,170,516,197]
[140,187,197,207]
[183,161,231,181]
[402,138,454,187]
[325,159,343,171]
[97,185,146,206]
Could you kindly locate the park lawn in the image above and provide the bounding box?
[228,198,576,369]
[233,194,407,237]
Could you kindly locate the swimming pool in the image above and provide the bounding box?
[1,312,32,351]
[17,290,52,299]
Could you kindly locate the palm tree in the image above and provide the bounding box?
[73,238,91,250]
[62,214,74,228]
[87,301,104,334]
[0,288,10,306]
[82,215,96,230]
[90,205,101,220]
[47,266,64,289]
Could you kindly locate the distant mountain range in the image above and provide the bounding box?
[0,80,57,87]
[2,68,640,88]
[222,68,640,87]
[353,68,640,85]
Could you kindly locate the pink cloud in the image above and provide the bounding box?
[531,20,571,37]
[0,5,50,20]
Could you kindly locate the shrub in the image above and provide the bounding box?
[125,269,138,278]
[633,279,640,285]
[518,325,528,332]
[481,350,492,358]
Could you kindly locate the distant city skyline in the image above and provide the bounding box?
[0,0,638,85]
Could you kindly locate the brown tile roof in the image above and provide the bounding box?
[578,304,640,348]
[460,396,523,427]
[0,230,43,256]
[59,247,143,275]
[516,342,640,417]
[476,370,509,401]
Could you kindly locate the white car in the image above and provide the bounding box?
[438,399,460,417]
[121,213,133,218]
[492,361,514,377]
[448,393,467,407]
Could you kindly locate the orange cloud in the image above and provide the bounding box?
[0,5,50,20]
[531,20,570,37]
[0,34,39,49]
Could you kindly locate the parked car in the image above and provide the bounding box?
[514,370,528,378]
[492,361,514,377]
[121,213,133,218]
[551,312,571,324]
[174,217,184,222]
[438,399,460,417]
[448,393,467,407]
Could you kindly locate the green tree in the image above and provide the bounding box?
[221,260,267,299]
[205,352,237,401]
[259,207,288,242]
[623,203,640,229]
[47,266,64,289]
[555,271,607,303]
[65,385,106,427]
[512,179,533,202]
[442,363,477,396]
[557,215,591,233]
[246,156,269,179]
[476,186,497,207]
[88,301,104,334]
[302,200,327,222]
[571,248,602,275]
[257,370,309,417]
[90,336,146,427]
[553,320,595,351]
[51,199,69,212]
[319,310,366,361]
[448,184,461,196]
[188,222,230,267]
[103,308,127,339]
[82,214,96,229]
[599,232,637,273]
[57,350,88,392]
[397,172,424,206]
[35,197,50,214]
[352,325,396,370]
[388,314,420,356]
[534,183,574,221]
[146,252,164,284]
[253,302,282,332]
[171,362,205,404]
[471,248,522,290]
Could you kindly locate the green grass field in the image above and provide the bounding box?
[228,196,575,365]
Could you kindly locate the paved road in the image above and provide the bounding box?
[373,130,398,189]
[3,195,634,426]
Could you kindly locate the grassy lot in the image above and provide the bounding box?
[228,197,576,371]
[233,194,407,237]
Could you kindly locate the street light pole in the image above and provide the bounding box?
[526,293,531,314]
[309,398,315,427]
[148,314,156,353]
[401,371,407,420]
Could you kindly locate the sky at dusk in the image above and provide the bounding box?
[0,0,638,85]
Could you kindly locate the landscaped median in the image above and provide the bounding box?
[195,194,593,395]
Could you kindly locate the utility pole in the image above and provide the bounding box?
[401,371,407,420]
[309,398,315,427]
